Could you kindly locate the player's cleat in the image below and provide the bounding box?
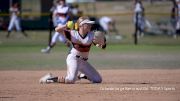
[47,76,58,82]
[41,46,51,53]
[39,73,58,84]
[78,73,88,80]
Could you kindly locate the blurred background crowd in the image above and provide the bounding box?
[0,0,179,40]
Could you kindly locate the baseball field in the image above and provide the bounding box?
[0,30,180,101]
[1,1,180,101]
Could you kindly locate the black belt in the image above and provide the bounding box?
[76,55,88,61]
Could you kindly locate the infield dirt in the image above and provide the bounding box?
[0,69,179,101]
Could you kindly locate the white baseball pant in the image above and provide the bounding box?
[65,53,102,83]
[8,16,21,31]
[51,31,67,44]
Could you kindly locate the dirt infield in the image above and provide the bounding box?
[0,69,180,101]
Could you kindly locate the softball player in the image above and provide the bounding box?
[39,16,106,84]
[6,3,28,38]
[41,0,70,53]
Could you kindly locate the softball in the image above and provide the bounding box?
[67,21,74,29]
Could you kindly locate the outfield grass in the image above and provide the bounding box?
[0,31,180,70]
[0,0,180,71]
[0,43,180,70]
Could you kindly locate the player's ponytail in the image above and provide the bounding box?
[74,22,78,30]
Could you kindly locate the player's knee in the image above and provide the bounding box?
[92,76,102,83]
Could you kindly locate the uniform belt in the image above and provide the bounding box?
[75,55,88,61]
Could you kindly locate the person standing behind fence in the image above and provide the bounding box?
[171,0,178,38]
[6,3,28,38]
[175,0,180,37]
[133,0,145,39]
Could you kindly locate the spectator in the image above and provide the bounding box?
[133,0,145,38]
[171,0,178,38]
[70,4,83,21]
[99,16,122,40]
[175,0,180,36]
[0,17,7,30]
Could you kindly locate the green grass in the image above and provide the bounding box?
[1,0,180,70]
[1,44,180,70]
[0,31,180,70]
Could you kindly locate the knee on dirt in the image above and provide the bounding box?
[91,76,102,83]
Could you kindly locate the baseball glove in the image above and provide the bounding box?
[93,30,106,49]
